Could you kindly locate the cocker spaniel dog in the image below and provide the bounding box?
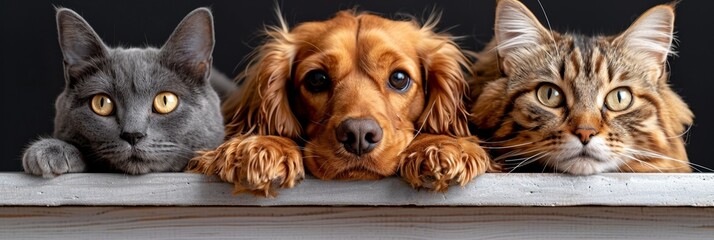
[188,10,499,196]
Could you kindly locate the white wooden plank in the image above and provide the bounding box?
[1,173,713,206]
[0,207,712,239]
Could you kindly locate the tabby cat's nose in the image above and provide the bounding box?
[574,128,598,145]
[120,132,146,145]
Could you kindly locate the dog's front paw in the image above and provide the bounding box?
[187,135,305,197]
[399,134,497,192]
[22,138,86,178]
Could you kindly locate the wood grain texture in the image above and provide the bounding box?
[1,173,713,206]
[0,207,713,239]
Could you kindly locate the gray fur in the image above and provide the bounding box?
[23,7,226,176]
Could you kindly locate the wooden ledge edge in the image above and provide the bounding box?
[1,172,712,207]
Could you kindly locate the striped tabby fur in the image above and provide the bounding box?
[469,0,693,174]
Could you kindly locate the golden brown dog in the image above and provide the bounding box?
[188,10,498,196]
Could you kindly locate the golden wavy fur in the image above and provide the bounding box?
[188,10,498,196]
[469,0,694,174]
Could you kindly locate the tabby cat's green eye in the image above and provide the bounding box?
[605,88,633,111]
[90,94,114,116]
[536,84,564,108]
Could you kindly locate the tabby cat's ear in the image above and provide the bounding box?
[614,5,675,68]
[56,8,108,81]
[160,8,214,82]
[493,0,553,73]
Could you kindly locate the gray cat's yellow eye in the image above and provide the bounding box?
[153,92,178,114]
[90,94,114,116]
[536,84,563,108]
[605,88,633,111]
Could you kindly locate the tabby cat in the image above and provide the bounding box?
[469,0,693,174]
[22,8,228,176]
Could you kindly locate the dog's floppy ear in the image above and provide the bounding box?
[415,18,472,137]
[222,15,301,139]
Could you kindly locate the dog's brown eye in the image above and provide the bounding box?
[304,70,331,92]
[388,71,411,92]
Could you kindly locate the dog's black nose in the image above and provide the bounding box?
[335,118,383,156]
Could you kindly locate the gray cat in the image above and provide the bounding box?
[22,7,229,177]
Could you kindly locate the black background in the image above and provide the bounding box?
[2,0,712,172]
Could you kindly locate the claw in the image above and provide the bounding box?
[399,134,496,192]
[187,135,304,197]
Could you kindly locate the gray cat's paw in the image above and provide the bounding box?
[22,138,86,178]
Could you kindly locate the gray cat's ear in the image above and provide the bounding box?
[56,8,108,81]
[160,8,214,82]
[614,5,676,67]
[494,0,553,73]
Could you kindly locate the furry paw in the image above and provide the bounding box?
[399,134,498,192]
[22,138,86,178]
[187,135,305,197]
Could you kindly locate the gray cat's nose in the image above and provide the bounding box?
[120,132,146,145]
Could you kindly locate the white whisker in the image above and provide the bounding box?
[480,141,536,149]
[495,146,547,161]
[668,124,692,139]
[614,152,664,173]
[506,152,549,174]
[611,153,636,173]
[623,147,713,172]
[536,0,558,50]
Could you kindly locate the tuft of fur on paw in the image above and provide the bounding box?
[399,134,499,192]
[22,138,86,178]
[186,135,305,197]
